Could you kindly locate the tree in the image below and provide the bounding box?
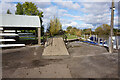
[69,28,75,35]
[95,24,110,39]
[15,2,44,36]
[15,3,23,15]
[82,28,92,35]
[15,2,43,17]
[48,16,62,35]
[66,26,82,36]
[102,24,110,35]
[85,28,92,35]
[76,30,82,37]
[7,9,12,14]
[22,2,39,15]
[69,27,78,35]
[113,28,120,35]
[66,26,72,33]
[95,26,103,38]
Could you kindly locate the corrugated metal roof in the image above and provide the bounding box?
[0,14,41,27]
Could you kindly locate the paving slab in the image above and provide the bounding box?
[42,37,69,56]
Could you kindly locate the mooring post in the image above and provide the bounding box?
[98,38,100,45]
[86,35,88,40]
[96,35,97,43]
[84,34,86,41]
[116,36,119,50]
[102,38,104,46]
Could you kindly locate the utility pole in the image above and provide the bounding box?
[109,0,115,53]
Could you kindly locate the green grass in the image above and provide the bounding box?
[19,36,43,40]
[52,34,78,39]
[66,34,78,39]
[19,34,78,40]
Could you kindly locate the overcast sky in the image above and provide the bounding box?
[0,0,120,31]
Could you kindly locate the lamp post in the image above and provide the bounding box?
[109,0,115,53]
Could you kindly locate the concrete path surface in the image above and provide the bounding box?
[2,41,118,78]
[11,64,72,78]
[42,37,69,56]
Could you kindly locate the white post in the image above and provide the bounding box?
[98,38,100,45]
[86,35,88,40]
[102,38,104,46]
[96,35,97,42]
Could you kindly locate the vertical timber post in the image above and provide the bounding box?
[38,27,41,45]
[116,36,119,49]
[84,34,85,41]
[96,35,97,43]
[102,38,104,46]
[98,38,100,45]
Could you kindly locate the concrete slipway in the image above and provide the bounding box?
[42,37,69,56]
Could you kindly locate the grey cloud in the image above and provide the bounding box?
[35,2,51,8]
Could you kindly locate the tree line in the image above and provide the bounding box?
[66,24,120,39]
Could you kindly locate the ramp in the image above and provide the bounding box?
[42,37,69,56]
